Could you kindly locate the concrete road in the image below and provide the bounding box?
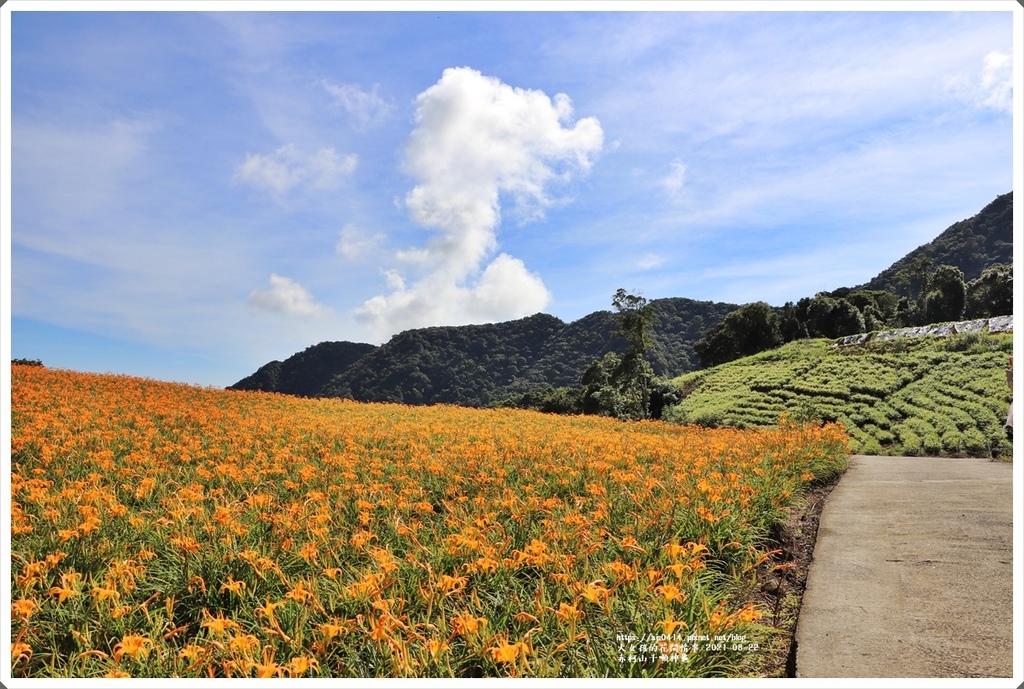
[795,455,1014,678]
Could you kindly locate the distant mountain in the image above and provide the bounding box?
[227,341,376,397]
[860,191,1012,297]
[320,313,565,406]
[229,192,1012,408]
[229,298,739,406]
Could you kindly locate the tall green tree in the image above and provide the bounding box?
[924,264,967,323]
[965,264,1011,319]
[805,294,865,339]
[779,301,808,342]
[610,289,659,419]
[612,289,658,354]
[694,301,782,368]
[580,351,625,416]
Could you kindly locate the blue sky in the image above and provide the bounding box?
[3,2,1017,387]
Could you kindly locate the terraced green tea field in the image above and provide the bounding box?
[668,331,1013,458]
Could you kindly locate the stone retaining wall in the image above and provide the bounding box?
[834,315,1013,347]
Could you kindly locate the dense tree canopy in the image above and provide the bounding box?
[694,302,782,369]
[965,264,1012,320]
[923,264,967,324]
[231,192,1012,407]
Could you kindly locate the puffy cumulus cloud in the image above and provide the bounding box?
[946,51,1012,114]
[358,254,551,338]
[234,144,357,197]
[355,67,602,339]
[336,223,385,262]
[247,273,332,319]
[322,80,394,127]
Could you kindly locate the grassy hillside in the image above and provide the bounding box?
[668,330,1013,458]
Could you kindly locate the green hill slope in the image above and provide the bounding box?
[232,298,739,406]
[229,192,1011,411]
[319,312,566,406]
[860,191,1012,297]
[227,341,376,397]
[668,330,1013,458]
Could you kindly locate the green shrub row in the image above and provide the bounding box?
[668,333,1013,458]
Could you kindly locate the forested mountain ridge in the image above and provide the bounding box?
[227,341,376,397]
[230,299,740,406]
[860,191,1012,297]
[319,313,566,406]
[229,191,1012,407]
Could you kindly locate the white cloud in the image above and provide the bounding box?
[336,224,385,262]
[978,51,1012,112]
[234,144,357,197]
[322,80,394,127]
[636,253,665,270]
[467,254,552,322]
[946,50,1012,114]
[357,254,551,339]
[355,67,602,339]
[661,158,687,201]
[247,273,332,319]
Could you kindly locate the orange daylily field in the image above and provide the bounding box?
[9,364,849,678]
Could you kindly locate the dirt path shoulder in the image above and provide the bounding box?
[794,455,1014,678]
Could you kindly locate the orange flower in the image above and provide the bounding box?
[11,598,37,620]
[298,541,320,564]
[251,649,283,678]
[220,575,246,596]
[619,535,646,553]
[91,586,120,603]
[11,642,32,663]
[256,598,285,624]
[450,612,488,637]
[735,603,761,623]
[367,614,397,643]
[112,634,152,663]
[579,581,610,608]
[553,601,582,623]
[345,572,385,601]
[488,637,529,664]
[435,574,468,595]
[284,579,317,606]
[228,633,260,656]
[655,583,687,604]
[658,615,687,635]
[286,655,319,677]
[178,644,206,663]
[425,638,450,661]
[604,560,636,583]
[48,582,79,604]
[201,610,240,635]
[465,557,499,575]
[318,620,350,643]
